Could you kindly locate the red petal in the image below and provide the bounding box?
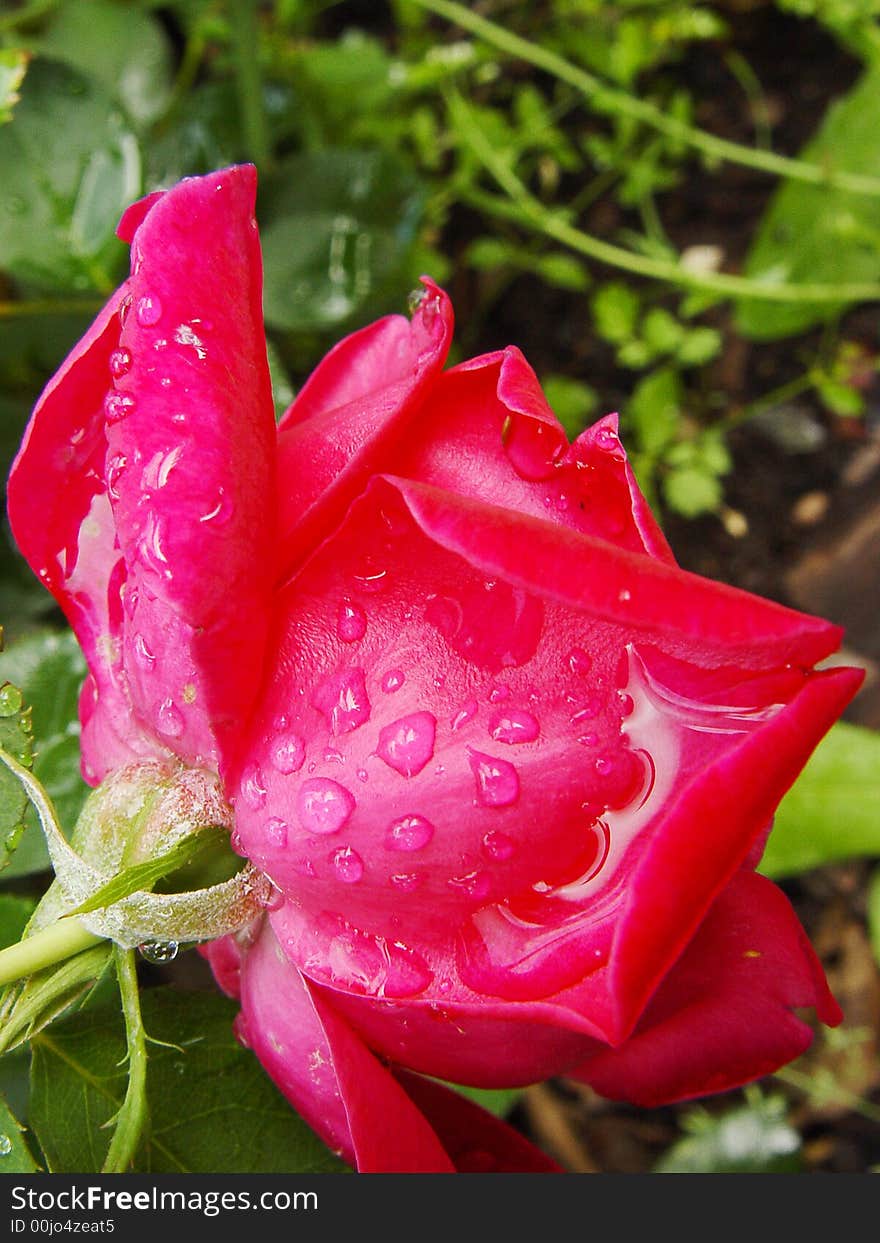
[570,870,841,1104]
[237,920,455,1172]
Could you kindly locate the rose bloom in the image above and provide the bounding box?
[7,167,862,1172]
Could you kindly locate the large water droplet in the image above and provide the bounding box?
[489,708,539,744]
[337,601,367,643]
[156,698,184,738]
[385,813,434,852]
[567,647,592,676]
[376,711,436,777]
[312,667,371,735]
[468,748,520,807]
[271,731,306,774]
[331,845,364,884]
[198,488,233,525]
[136,293,163,326]
[312,917,432,999]
[138,939,179,964]
[239,763,268,810]
[297,778,355,835]
[451,699,478,731]
[0,1134,11,1157]
[0,685,23,717]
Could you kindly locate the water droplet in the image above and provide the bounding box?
[390,873,421,892]
[468,749,520,807]
[105,453,127,501]
[451,699,478,731]
[104,391,136,423]
[482,830,516,860]
[138,939,179,964]
[356,767,369,782]
[570,694,604,725]
[567,647,592,676]
[337,601,367,643]
[239,763,267,810]
[618,692,635,717]
[385,814,434,852]
[448,870,491,900]
[156,698,184,737]
[376,711,436,777]
[297,778,356,834]
[258,880,285,911]
[0,684,23,716]
[271,732,306,774]
[331,846,364,884]
[109,347,132,379]
[488,684,510,703]
[381,669,405,693]
[142,446,183,491]
[618,588,632,603]
[198,488,233,524]
[596,426,620,452]
[136,293,163,326]
[0,1134,11,1156]
[118,295,132,327]
[133,632,155,669]
[265,817,289,847]
[489,708,539,744]
[312,667,371,735]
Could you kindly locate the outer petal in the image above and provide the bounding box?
[274,278,453,577]
[231,474,857,1079]
[9,166,277,782]
[237,919,454,1172]
[393,349,675,563]
[570,870,841,1104]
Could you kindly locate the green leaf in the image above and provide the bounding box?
[737,67,880,339]
[655,1094,801,1173]
[29,988,349,1173]
[451,1085,521,1117]
[0,58,141,293]
[0,896,35,951]
[641,307,685,356]
[676,325,722,367]
[0,630,89,879]
[542,374,598,437]
[260,149,425,332]
[0,49,27,125]
[591,281,641,345]
[0,682,34,872]
[0,1092,39,1172]
[627,366,681,456]
[662,464,723,516]
[759,720,880,877]
[36,0,174,128]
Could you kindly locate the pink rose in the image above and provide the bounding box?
[7,166,862,1172]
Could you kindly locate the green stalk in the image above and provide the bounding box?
[452,95,880,305]
[102,948,149,1173]
[414,0,880,198]
[230,0,271,168]
[0,918,103,989]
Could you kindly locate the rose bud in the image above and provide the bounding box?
[7,166,863,1172]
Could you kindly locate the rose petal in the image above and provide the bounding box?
[394,349,675,562]
[570,870,841,1104]
[275,277,452,577]
[237,919,455,1172]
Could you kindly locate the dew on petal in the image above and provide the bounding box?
[271,732,306,775]
[376,711,436,777]
[488,684,510,703]
[467,748,520,808]
[104,391,136,424]
[109,347,132,379]
[132,632,155,669]
[258,880,285,911]
[451,699,478,731]
[489,708,539,744]
[198,488,233,524]
[105,453,127,500]
[239,763,268,810]
[390,873,421,893]
[566,648,592,676]
[136,293,163,326]
[381,669,405,694]
[448,870,491,900]
[156,698,184,738]
[331,846,364,884]
[265,817,289,848]
[312,667,371,735]
[482,830,516,860]
[337,602,367,643]
[297,778,356,835]
[385,814,434,852]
